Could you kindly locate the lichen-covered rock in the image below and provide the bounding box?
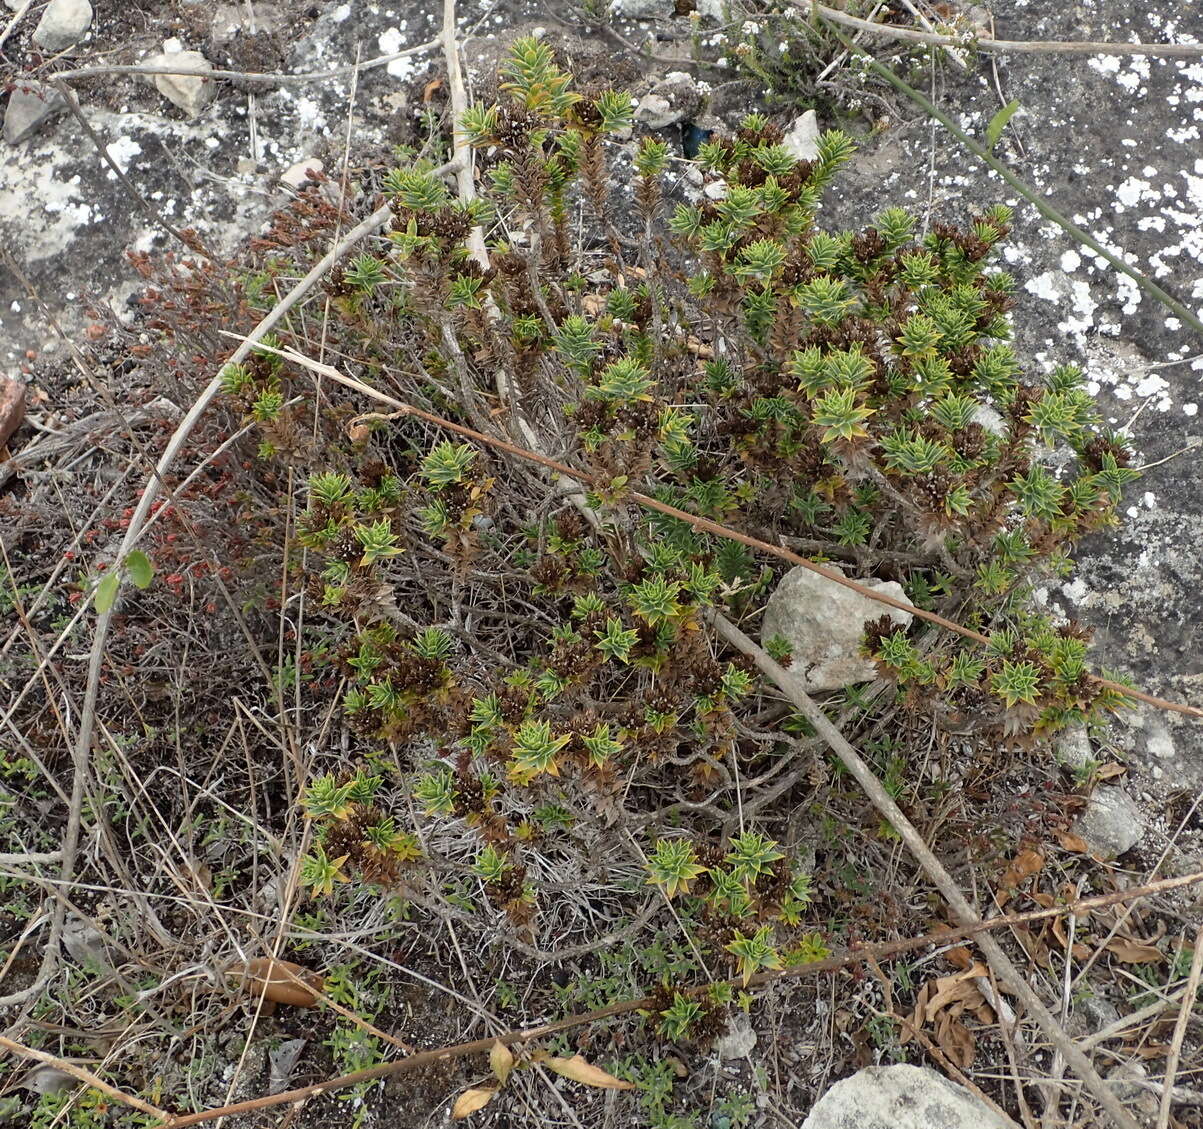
[801,1065,1018,1129]
[635,72,705,129]
[761,565,913,691]
[1055,723,1094,771]
[1073,786,1144,858]
[783,109,821,162]
[609,0,675,19]
[715,1016,756,1060]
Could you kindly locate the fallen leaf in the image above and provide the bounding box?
[1107,938,1163,964]
[423,78,444,103]
[231,957,323,1007]
[934,1010,975,1069]
[544,1054,634,1089]
[451,1086,497,1118]
[925,971,986,1018]
[998,849,1044,896]
[1056,830,1090,853]
[1095,762,1127,781]
[0,377,26,449]
[944,946,973,971]
[489,1040,513,1086]
[1050,915,1092,961]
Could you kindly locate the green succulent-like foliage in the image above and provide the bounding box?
[180,38,1139,1026]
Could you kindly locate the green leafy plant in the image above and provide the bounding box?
[117,34,1143,1126]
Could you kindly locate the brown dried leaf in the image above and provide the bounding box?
[1056,830,1090,853]
[489,1041,513,1086]
[1107,937,1163,964]
[451,1087,497,1118]
[935,1012,975,1069]
[1095,762,1127,781]
[232,957,323,1007]
[1014,925,1049,966]
[998,849,1044,896]
[1050,914,1092,960]
[544,1055,634,1090]
[944,946,973,971]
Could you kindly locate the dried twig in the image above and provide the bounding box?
[0,1033,169,1119]
[152,871,1203,1127]
[1156,922,1203,1129]
[49,38,442,87]
[442,0,488,269]
[0,851,62,867]
[0,0,32,49]
[792,0,1203,58]
[710,613,1140,1129]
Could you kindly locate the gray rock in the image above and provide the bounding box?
[31,0,92,51]
[1072,993,1120,1035]
[635,72,705,130]
[1107,1062,1159,1119]
[1074,786,1144,858]
[715,1016,757,1060]
[801,1064,1019,1129]
[210,2,281,44]
[609,0,675,19]
[636,94,678,130]
[783,110,821,162]
[18,1065,75,1096]
[148,41,216,118]
[62,912,114,971]
[3,82,67,145]
[762,565,913,692]
[1055,723,1094,772]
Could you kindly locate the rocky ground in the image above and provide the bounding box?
[2,0,1202,1125]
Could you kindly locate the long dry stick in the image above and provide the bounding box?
[36,204,394,1021]
[442,0,489,269]
[710,613,1140,1129]
[791,0,1203,57]
[254,348,1201,722]
[1156,922,1203,1129]
[0,0,32,49]
[0,1034,168,1119]
[153,871,1203,1127]
[50,38,442,86]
